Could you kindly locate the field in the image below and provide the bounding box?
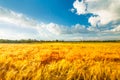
[0,42,120,80]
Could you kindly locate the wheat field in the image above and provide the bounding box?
[0,42,120,80]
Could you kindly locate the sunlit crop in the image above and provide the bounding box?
[0,42,120,80]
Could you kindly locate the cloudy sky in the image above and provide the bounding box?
[0,0,120,41]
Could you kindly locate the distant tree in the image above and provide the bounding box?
[56,40,59,42]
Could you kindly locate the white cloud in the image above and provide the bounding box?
[46,23,62,35]
[0,22,39,40]
[72,0,87,15]
[71,0,120,40]
[72,0,120,26]
[0,7,88,40]
[88,16,100,27]
[86,0,96,2]
[107,25,120,32]
[89,0,120,25]
[0,6,120,41]
[71,24,88,33]
[112,25,120,32]
[0,7,36,27]
[70,8,75,13]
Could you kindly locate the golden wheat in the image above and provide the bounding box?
[0,43,120,80]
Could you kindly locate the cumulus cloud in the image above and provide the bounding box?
[0,6,120,41]
[72,0,87,15]
[0,7,90,40]
[88,16,100,27]
[71,0,120,40]
[71,0,120,27]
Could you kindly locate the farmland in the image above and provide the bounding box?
[0,42,120,80]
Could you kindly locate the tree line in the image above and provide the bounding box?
[0,39,120,43]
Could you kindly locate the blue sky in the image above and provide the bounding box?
[0,0,120,40]
[0,0,91,26]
